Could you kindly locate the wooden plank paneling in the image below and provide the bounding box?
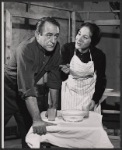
[4,9,72,63]
[71,11,76,42]
[68,12,71,42]
[84,20,120,26]
[5,10,12,64]
[8,9,69,20]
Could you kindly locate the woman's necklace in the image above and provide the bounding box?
[78,48,90,55]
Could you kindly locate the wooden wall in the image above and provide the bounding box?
[4,1,120,105]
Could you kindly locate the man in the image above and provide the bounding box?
[4,17,61,147]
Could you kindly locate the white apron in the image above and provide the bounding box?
[61,51,96,110]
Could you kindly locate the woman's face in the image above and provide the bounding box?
[75,26,92,52]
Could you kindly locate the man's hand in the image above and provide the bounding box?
[89,100,95,111]
[33,120,56,135]
[59,64,70,74]
[25,97,56,135]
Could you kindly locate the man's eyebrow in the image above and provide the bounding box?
[46,33,59,35]
[46,33,53,34]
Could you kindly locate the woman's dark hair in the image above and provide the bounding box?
[77,22,101,47]
[36,17,60,34]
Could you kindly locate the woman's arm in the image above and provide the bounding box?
[92,50,107,104]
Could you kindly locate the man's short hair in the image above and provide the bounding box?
[36,17,60,34]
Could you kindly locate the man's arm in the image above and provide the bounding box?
[25,96,55,135]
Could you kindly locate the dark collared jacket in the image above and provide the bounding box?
[5,37,62,99]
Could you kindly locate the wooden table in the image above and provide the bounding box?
[100,89,120,104]
[101,89,120,115]
[103,89,120,97]
[26,111,114,149]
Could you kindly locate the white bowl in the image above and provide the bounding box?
[61,110,87,122]
[62,115,84,122]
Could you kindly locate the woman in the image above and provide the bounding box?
[60,22,106,111]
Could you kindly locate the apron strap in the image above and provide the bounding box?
[89,50,93,61]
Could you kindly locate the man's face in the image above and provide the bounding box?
[37,21,59,52]
[75,26,92,51]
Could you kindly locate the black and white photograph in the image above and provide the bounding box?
[1,0,121,149]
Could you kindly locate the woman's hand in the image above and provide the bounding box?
[59,64,70,74]
[89,100,95,111]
